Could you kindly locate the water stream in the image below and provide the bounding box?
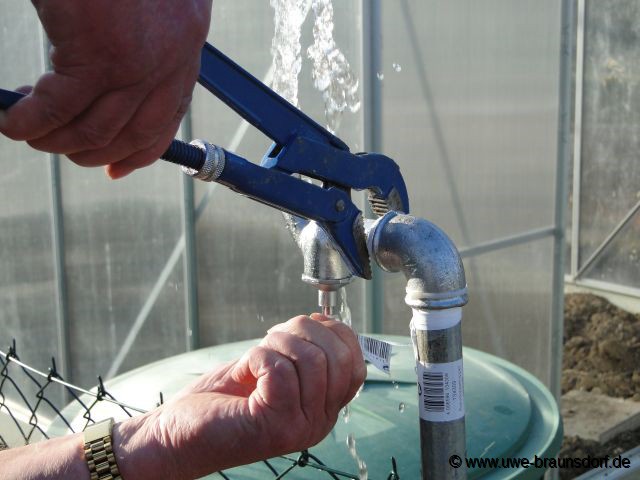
[269,2,366,477]
[270,0,360,129]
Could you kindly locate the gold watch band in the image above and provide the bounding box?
[83,418,122,480]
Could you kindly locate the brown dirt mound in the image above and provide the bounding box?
[559,428,640,479]
[560,293,640,479]
[562,293,640,401]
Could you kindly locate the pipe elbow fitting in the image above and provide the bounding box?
[367,212,468,309]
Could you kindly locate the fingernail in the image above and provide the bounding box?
[105,164,129,180]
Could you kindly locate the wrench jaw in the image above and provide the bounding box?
[321,210,372,280]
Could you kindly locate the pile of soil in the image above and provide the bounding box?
[560,293,640,479]
[560,429,640,479]
[563,293,640,401]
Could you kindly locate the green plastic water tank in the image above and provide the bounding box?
[50,335,562,479]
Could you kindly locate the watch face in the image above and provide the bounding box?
[84,418,114,443]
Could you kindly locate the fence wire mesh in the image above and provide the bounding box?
[0,340,400,479]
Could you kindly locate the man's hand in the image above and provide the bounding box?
[0,0,212,178]
[117,314,367,480]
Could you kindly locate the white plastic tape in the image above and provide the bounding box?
[417,359,465,422]
[410,307,461,331]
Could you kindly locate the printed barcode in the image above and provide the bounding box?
[422,371,445,412]
[358,336,391,360]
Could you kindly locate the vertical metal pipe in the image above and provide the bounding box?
[367,213,468,479]
[550,0,576,401]
[362,0,384,333]
[570,0,586,279]
[49,156,71,385]
[413,309,466,479]
[180,113,200,351]
[39,28,72,390]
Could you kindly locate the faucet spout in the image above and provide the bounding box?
[285,213,352,316]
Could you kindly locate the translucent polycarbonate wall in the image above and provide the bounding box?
[376,0,563,385]
[567,0,640,297]
[0,2,61,400]
[0,0,565,396]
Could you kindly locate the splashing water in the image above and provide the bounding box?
[307,0,361,132]
[392,62,402,73]
[270,0,311,106]
[346,434,369,480]
[342,404,351,423]
[270,0,360,131]
[338,288,353,327]
[398,402,406,413]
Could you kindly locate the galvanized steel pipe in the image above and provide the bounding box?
[366,212,468,479]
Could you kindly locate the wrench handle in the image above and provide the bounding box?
[0,89,24,110]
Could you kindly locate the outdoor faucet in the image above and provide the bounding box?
[285,214,353,317]
[289,209,469,479]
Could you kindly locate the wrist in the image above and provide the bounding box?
[112,412,176,480]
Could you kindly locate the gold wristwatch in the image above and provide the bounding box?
[83,418,122,480]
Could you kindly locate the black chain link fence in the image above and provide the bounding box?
[0,340,400,479]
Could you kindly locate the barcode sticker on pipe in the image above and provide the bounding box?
[357,335,392,374]
[417,360,464,422]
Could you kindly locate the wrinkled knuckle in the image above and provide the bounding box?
[129,128,160,151]
[78,122,118,149]
[304,344,327,372]
[245,345,270,366]
[335,344,352,368]
[271,354,297,378]
[41,102,71,130]
[332,321,357,339]
[288,315,311,331]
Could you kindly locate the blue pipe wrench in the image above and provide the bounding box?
[0,42,409,279]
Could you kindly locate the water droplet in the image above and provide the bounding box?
[398,402,405,413]
[346,433,356,451]
[376,72,384,80]
[342,404,351,423]
[392,381,399,390]
[392,63,402,72]
[358,460,368,480]
[346,433,368,479]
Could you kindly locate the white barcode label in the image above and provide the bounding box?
[357,335,392,374]
[417,360,464,422]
